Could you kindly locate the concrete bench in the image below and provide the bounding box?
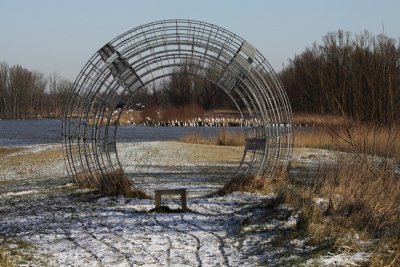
[155,188,187,211]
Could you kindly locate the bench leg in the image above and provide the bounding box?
[155,192,161,210]
[181,192,187,211]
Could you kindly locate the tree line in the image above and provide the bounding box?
[0,62,235,119]
[2,30,399,123]
[279,30,400,124]
[0,62,71,119]
[129,65,234,111]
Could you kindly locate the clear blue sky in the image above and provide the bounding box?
[1,0,399,81]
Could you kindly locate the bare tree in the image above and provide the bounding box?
[280,30,400,124]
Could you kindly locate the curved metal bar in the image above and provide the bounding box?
[62,19,293,194]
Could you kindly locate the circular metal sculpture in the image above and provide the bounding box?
[62,19,293,194]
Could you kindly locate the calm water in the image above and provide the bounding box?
[0,119,243,147]
[0,119,61,147]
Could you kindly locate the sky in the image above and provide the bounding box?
[0,0,399,81]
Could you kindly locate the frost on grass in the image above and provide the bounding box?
[0,142,371,266]
[306,252,371,266]
[0,188,307,266]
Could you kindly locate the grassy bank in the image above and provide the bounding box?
[291,121,400,265]
[294,121,400,161]
[277,158,399,265]
[180,128,245,146]
[0,147,24,157]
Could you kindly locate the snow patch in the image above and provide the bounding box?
[1,190,39,197]
[307,251,370,266]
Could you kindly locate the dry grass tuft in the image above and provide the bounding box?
[284,121,400,265]
[299,162,399,265]
[369,238,400,266]
[74,169,149,199]
[216,128,245,146]
[180,128,244,147]
[180,133,215,145]
[0,147,23,157]
[326,163,399,235]
[0,247,14,267]
[216,175,265,195]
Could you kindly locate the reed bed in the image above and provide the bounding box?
[283,120,400,266]
[293,113,346,127]
[294,123,400,161]
[293,127,335,150]
[180,128,245,147]
[74,169,149,199]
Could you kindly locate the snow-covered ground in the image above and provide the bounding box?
[117,141,243,197]
[0,142,371,266]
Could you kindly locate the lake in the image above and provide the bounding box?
[0,119,243,147]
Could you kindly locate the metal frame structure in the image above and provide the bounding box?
[62,19,293,193]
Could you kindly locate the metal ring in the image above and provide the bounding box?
[62,19,293,193]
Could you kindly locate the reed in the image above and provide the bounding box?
[294,123,400,162]
[74,169,149,199]
[293,128,336,150]
[180,128,245,147]
[281,121,400,266]
[216,175,265,195]
[293,112,346,127]
[180,133,214,145]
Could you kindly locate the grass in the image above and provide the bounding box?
[0,239,44,267]
[293,112,346,127]
[0,147,24,157]
[294,120,400,162]
[212,115,400,265]
[280,162,400,265]
[0,247,14,267]
[179,133,214,145]
[74,169,150,199]
[157,141,243,165]
[180,128,244,146]
[0,146,64,186]
[216,174,265,195]
[331,123,400,161]
[0,147,63,167]
[281,120,400,266]
[238,160,400,265]
[293,127,335,150]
